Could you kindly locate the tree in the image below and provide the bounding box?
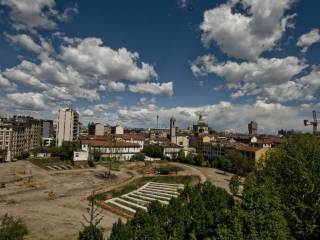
[142,144,163,158]
[79,193,104,240]
[194,154,204,166]
[0,214,28,240]
[130,152,145,161]
[256,134,320,239]
[229,175,241,196]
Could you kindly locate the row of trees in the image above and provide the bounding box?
[213,149,256,176]
[109,134,320,239]
[31,141,80,160]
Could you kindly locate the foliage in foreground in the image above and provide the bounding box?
[109,182,290,240]
[0,214,28,240]
[109,134,320,239]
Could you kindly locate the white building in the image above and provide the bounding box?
[56,108,79,146]
[73,150,89,165]
[111,125,124,135]
[95,123,104,136]
[163,143,182,159]
[81,139,142,161]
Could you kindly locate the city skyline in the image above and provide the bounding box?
[0,0,319,133]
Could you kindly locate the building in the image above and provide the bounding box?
[170,117,176,143]
[0,116,43,161]
[163,142,182,159]
[193,114,209,134]
[42,120,54,138]
[88,122,105,136]
[248,121,258,135]
[73,150,89,165]
[56,108,79,146]
[81,139,142,161]
[111,125,124,135]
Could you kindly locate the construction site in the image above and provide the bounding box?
[0,160,234,239]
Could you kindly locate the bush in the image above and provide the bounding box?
[79,225,104,240]
[0,214,28,240]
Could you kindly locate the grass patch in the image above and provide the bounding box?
[92,175,199,201]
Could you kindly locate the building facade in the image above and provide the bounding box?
[56,108,79,146]
[0,116,43,161]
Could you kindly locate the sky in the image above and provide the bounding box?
[0,0,319,133]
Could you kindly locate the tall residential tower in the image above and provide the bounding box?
[56,108,79,146]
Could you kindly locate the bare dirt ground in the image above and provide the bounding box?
[0,160,232,239]
[0,161,134,240]
[195,166,235,194]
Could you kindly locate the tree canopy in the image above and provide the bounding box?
[109,134,320,239]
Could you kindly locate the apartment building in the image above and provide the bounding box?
[56,108,79,146]
[0,116,43,161]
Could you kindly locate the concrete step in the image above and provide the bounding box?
[115,198,148,211]
[135,191,171,200]
[129,193,169,205]
[106,199,136,214]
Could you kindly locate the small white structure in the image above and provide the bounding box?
[111,125,124,135]
[73,151,89,165]
[163,143,182,159]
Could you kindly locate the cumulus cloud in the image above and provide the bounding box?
[116,100,306,133]
[0,74,16,91]
[200,0,295,60]
[82,109,94,117]
[128,82,173,96]
[192,54,309,101]
[297,28,320,52]
[99,81,126,92]
[0,0,78,31]
[4,33,54,57]
[7,92,47,110]
[1,37,159,102]
[59,38,157,82]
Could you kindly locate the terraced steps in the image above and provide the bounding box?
[104,182,184,215]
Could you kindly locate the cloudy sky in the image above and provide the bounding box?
[0,0,319,133]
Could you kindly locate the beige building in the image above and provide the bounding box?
[56,108,79,146]
[0,116,42,161]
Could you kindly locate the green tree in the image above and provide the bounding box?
[229,175,241,196]
[256,134,320,239]
[142,144,163,158]
[0,214,28,240]
[194,154,204,166]
[130,152,145,161]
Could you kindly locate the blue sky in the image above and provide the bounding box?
[0,0,319,133]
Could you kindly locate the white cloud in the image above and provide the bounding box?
[0,0,78,31]
[59,37,157,82]
[116,100,306,133]
[4,33,54,58]
[297,28,320,52]
[99,81,126,92]
[191,55,309,101]
[7,92,47,110]
[128,82,173,96]
[0,74,16,91]
[200,0,295,60]
[82,109,94,117]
